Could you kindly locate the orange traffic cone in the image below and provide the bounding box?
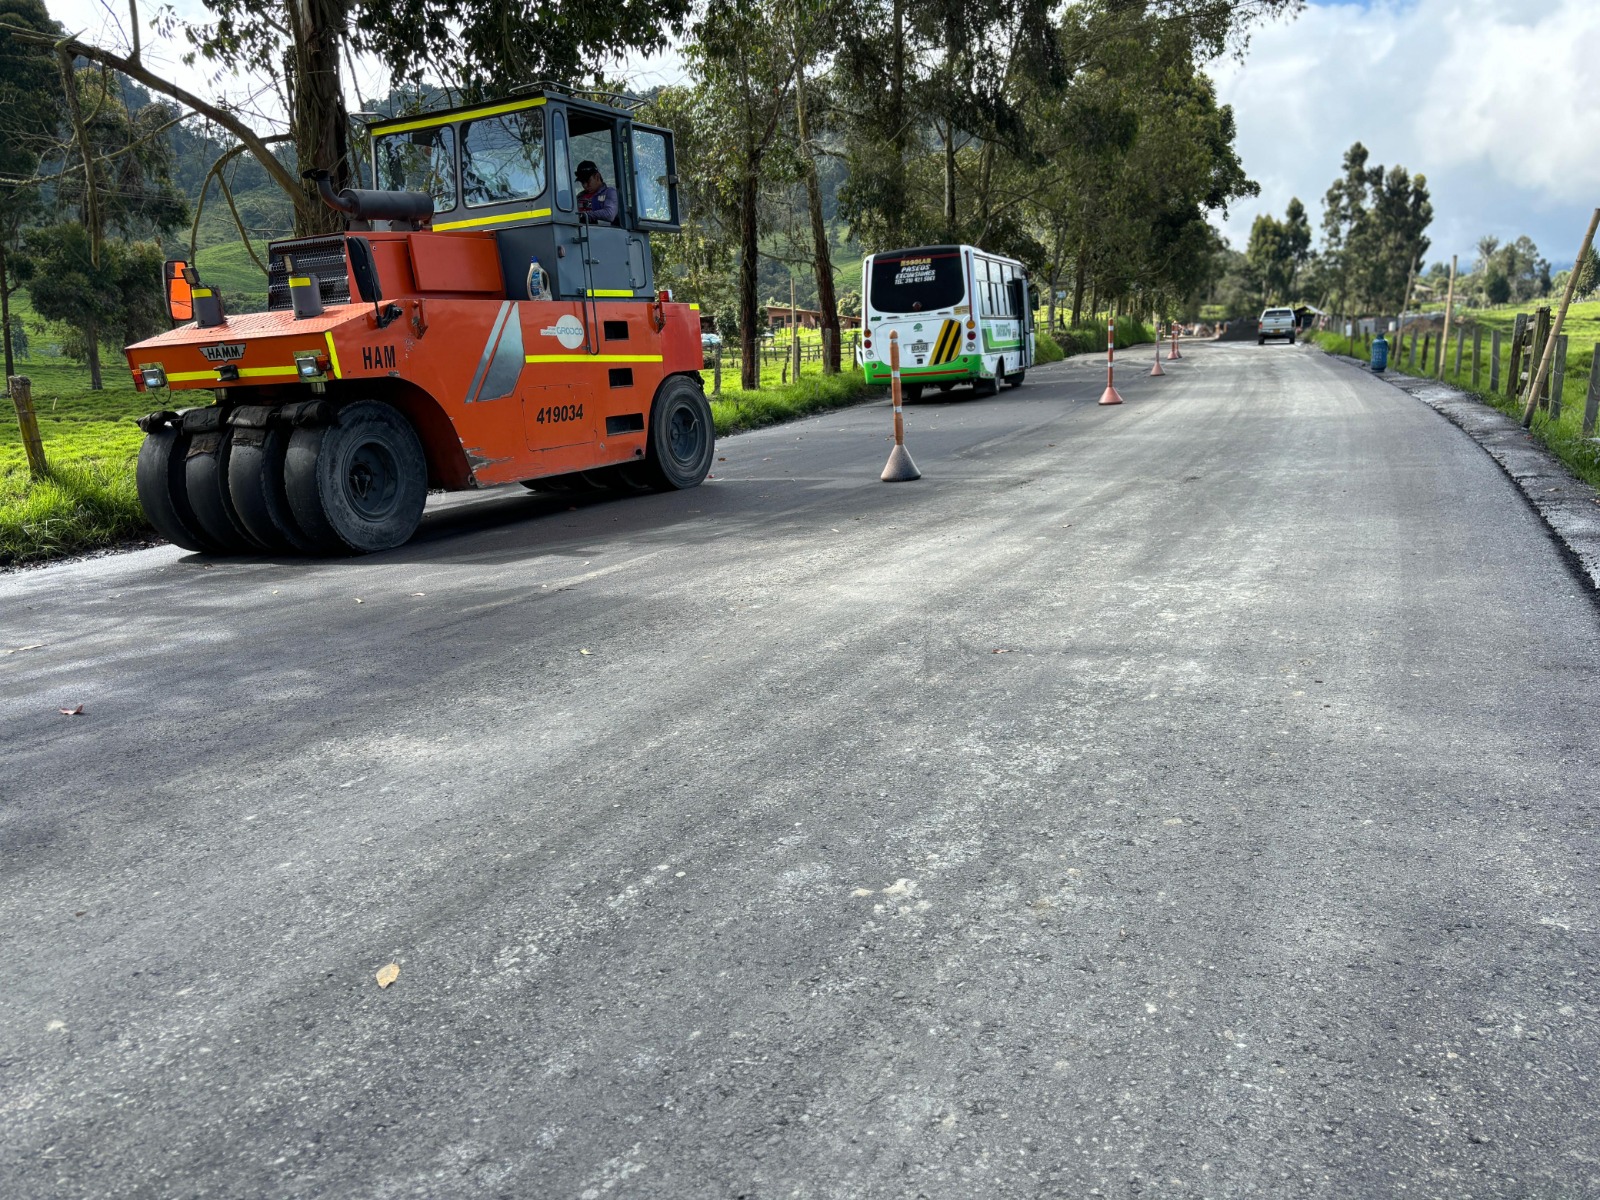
[1150,326,1166,377]
[1099,317,1123,405]
[881,332,922,481]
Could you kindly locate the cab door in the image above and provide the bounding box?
[628,124,681,233]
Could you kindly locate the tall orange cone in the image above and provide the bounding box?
[1150,321,1166,376]
[1168,323,1182,360]
[881,331,921,481]
[1099,316,1123,405]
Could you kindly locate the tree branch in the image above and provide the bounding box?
[0,21,304,212]
[189,137,287,270]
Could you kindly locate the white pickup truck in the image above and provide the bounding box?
[1258,307,1297,344]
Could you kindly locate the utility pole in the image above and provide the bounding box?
[1395,255,1418,366]
[1437,254,1457,380]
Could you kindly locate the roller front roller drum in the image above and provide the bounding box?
[227,424,322,554]
[135,424,221,554]
[186,426,268,553]
[284,400,428,554]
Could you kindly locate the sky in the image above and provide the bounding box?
[1210,0,1600,268]
[44,0,1600,271]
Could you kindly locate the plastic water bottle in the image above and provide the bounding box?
[527,256,543,301]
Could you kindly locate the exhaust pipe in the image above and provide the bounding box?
[302,169,434,228]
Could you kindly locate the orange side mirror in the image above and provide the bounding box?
[164,259,193,323]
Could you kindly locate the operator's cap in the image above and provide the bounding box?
[575,160,599,180]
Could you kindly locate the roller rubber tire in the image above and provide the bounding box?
[642,376,715,491]
[284,401,427,554]
[228,424,321,554]
[135,426,220,553]
[186,426,266,553]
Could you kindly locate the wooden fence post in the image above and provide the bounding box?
[1508,313,1528,397]
[7,375,48,479]
[712,346,722,397]
[1551,334,1567,420]
[1421,333,1431,371]
[1531,306,1552,408]
[1490,329,1501,392]
[1584,346,1600,437]
[1408,332,1417,369]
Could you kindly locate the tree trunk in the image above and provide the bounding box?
[738,168,761,391]
[1071,251,1086,329]
[1,242,13,380]
[886,0,906,245]
[286,0,353,236]
[1045,222,1066,335]
[794,72,840,375]
[943,121,957,238]
[85,319,102,391]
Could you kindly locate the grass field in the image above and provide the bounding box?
[1,360,148,566]
[195,242,270,311]
[1310,299,1600,489]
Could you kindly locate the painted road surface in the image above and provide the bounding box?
[3,342,1597,1198]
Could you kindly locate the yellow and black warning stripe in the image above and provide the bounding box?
[929,319,963,364]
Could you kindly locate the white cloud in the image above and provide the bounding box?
[1210,0,1600,265]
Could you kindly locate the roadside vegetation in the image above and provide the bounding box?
[1309,299,1600,490]
[0,361,147,566]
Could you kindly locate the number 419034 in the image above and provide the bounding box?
[536,404,584,424]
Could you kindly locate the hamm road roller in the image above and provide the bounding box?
[124,88,712,555]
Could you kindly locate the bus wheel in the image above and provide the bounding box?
[901,383,924,402]
[285,401,427,554]
[186,427,267,553]
[972,373,999,398]
[643,376,715,490]
[136,425,220,553]
[1006,370,1026,388]
[936,383,954,392]
[228,425,320,554]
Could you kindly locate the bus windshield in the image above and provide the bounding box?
[869,250,965,313]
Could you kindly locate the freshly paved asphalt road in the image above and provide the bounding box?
[4,343,1599,1199]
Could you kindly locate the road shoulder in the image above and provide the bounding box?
[1318,347,1600,592]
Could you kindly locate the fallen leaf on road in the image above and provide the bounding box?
[376,963,399,988]
[354,598,363,604]
[2,644,43,655]
[991,649,1012,655]
[59,704,84,716]
[579,648,592,655]
[411,592,426,597]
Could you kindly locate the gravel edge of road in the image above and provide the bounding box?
[1319,348,1600,594]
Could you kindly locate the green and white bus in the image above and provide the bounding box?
[858,244,1035,399]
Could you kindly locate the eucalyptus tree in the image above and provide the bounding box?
[689,0,800,389]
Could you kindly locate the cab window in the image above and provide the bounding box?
[461,109,547,207]
[374,126,456,210]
